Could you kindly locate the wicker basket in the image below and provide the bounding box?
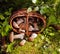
[10,8,46,36]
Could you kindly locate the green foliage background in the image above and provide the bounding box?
[0,0,60,54]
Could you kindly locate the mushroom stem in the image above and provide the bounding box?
[14,33,25,39]
[29,25,34,31]
[13,21,19,28]
[33,23,39,30]
[19,29,25,32]
[17,18,24,25]
[9,32,14,42]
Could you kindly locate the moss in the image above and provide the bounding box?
[6,32,59,54]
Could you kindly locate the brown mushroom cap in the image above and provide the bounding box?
[28,37,34,41]
[19,40,26,46]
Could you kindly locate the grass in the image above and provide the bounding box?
[6,31,60,54]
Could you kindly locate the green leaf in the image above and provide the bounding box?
[32,0,41,5]
[40,5,49,14]
[4,11,11,16]
[0,17,12,36]
[52,51,58,54]
[47,15,57,26]
[6,42,15,52]
[1,31,6,37]
[0,25,2,28]
[9,7,13,12]
[34,6,39,11]
[0,14,5,20]
[57,16,60,24]
[49,33,55,36]
[27,7,32,13]
[32,0,37,4]
[45,38,51,44]
[5,25,12,33]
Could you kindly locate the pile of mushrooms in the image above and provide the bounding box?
[9,8,46,46]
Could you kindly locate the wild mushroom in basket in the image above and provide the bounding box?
[16,18,24,25]
[13,21,19,28]
[29,25,35,31]
[19,23,26,32]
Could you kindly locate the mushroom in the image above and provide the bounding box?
[33,23,39,30]
[28,33,37,41]
[13,21,19,28]
[29,23,39,31]
[19,39,26,46]
[14,33,25,39]
[19,29,25,32]
[29,25,35,31]
[17,18,24,25]
[9,32,25,42]
[19,23,26,33]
